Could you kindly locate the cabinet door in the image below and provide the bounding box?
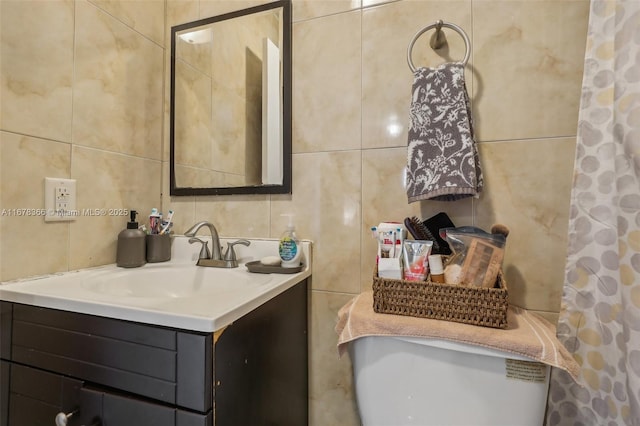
[214,280,308,425]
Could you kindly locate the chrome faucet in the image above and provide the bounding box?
[185,221,222,260]
[185,221,250,268]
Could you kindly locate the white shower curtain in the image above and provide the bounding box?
[546,1,640,425]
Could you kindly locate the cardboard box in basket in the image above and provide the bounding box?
[372,266,509,329]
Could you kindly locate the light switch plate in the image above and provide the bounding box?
[44,177,77,222]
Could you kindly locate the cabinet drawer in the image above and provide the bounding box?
[99,390,212,426]
[4,363,212,426]
[6,363,84,426]
[9,304,212,412]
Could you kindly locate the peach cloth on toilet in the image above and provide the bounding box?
[336,291,580,381]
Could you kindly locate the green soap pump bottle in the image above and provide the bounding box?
[116,210,146,268]
[279,214,301,268]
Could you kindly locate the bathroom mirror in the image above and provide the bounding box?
[170,0,291,196]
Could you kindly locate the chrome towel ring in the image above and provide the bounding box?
[407,20,471,72]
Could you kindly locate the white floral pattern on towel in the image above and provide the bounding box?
[406,63,483,203]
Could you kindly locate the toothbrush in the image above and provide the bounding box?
[159,210,174,235]
[392,230,397,258]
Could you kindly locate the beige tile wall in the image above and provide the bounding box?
[1,0,590,424]
[0,0,163,281]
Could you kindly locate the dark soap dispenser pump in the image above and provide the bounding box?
[117,210,146,268]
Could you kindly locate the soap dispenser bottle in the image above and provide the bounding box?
[117,210,146,268]
[278,214,301,268]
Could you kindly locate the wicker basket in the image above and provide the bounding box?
[372,266,509,329]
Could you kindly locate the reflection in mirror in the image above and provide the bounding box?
[170,0,291,195]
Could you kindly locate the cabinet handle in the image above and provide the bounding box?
[55,411,101,426]
[55,410,77,426]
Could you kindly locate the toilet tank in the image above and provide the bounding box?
[350,336,550,426]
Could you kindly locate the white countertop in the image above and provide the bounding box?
[0,237,312,333]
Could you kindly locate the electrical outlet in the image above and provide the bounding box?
[56,186,70,210]
[45,178,77,222]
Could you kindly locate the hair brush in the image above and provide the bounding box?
[404,216,443,254]
[404,216,434,239]
[404,213,454,255]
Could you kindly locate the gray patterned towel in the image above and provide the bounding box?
[406,62,483,203]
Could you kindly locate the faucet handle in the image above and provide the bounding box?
[223,239,251,261]
[189,237,211,260]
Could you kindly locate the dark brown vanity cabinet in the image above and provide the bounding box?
[0,280,308,426]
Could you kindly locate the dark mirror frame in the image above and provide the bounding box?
[170,0,292,196]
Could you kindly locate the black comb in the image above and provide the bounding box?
[423,212,454,255]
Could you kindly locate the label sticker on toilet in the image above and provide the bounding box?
[505,359,547,383]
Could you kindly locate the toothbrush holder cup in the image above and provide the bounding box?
[146,234,172,263]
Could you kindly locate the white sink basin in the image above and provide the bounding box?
[80,264,272,299]
[0,237,312,332]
